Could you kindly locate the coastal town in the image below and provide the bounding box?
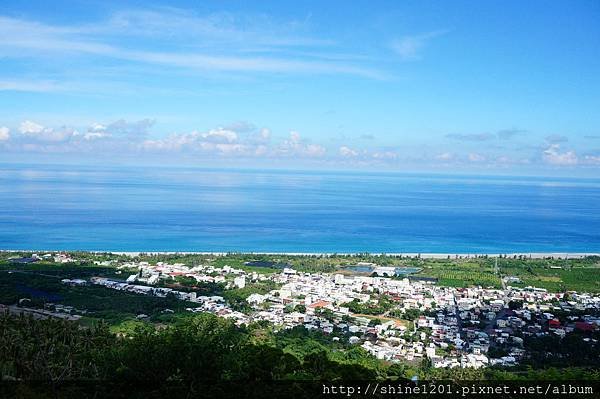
[9,252,596,371]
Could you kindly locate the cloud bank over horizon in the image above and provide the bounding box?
[1,118,598,172]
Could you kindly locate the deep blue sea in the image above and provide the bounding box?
[0,163,599,253]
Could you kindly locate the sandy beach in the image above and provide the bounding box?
[2,250,598,259]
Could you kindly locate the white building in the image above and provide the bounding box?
[234,276,246,289]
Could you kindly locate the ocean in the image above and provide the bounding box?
[0,163,599,253]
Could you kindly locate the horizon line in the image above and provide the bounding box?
[2,159,600,181]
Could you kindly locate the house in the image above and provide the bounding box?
[349,336,361,344]
[490,299,504,312]
[233,276,246,289]
[147,275,160,285]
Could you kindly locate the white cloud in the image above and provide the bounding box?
[468,153,486,162]
[103,119,154,139]
[83,123,111,140]
[254,144,268,156]
[543,144,578,166]
[339,145,358,157]
[141,128,245,155]
[435,152,454,161]
[244,127,271,145]
[391,30,447,61]
[304,143,326,157]
[258,128,271,141]
[277,131,326,158]
[17,120,77,142]
[582,154,600,165]
[89,123,107,132]
[583,155,600,165]
[19,120,45,134]
[372,150,398,160]
[83,132,110,140]
[289,131,301,143]
[200,128,238,143]
[4,117,596,170]
[8,119,154,147]
[212,143,248,155]
[139,127,326,159]
[0,127,10,141]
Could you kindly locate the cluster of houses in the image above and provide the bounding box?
[76,258,600,370]
[115,260,268,289]
[91,277,200,302]
[8,252,76,264]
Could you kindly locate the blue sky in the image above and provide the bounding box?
[0,0,599,175]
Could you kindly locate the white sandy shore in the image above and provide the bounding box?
[2,250,598,259]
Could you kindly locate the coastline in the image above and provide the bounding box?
[1,249,598,259]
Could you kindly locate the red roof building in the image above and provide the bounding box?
[308,300,331,309]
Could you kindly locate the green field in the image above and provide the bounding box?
[414,260,502,288]
[408,256,600,292]
[498,258,600,292]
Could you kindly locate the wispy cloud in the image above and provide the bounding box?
[445,133,495,141]
[390,30,447,61]
[0,80,66,93]
[545,134,569,143]
[0,14,384,79]
[497,128,525,140]
[102,8,335,48]
[446,128,526,142]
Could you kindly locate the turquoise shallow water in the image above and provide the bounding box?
[0,163,599,253]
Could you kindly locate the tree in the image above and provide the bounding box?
[508,300,523,310]
[403,308,421,321]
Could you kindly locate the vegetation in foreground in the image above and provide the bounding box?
[1,251,599,393]
[1,312,599,384]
